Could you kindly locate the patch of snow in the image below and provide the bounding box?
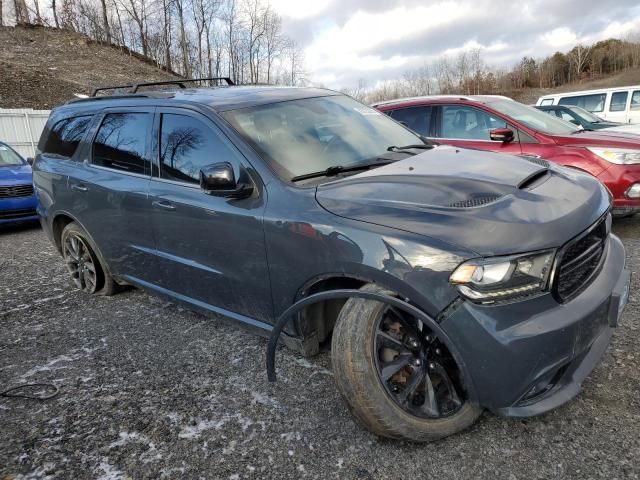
[95,458,125,480]
[20,353,83,379]
[178,418,227,439]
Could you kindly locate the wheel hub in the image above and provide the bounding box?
[374,305,464,419]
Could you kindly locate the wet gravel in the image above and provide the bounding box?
[1,220,639,479]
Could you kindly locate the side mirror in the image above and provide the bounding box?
[489,128,514,143]
[26,157,34,165]
[200,162,253,199]
[569,119,581,126]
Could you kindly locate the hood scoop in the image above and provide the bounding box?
[447,195,502,209]
[518,168,550,191]
[518,155,550,168]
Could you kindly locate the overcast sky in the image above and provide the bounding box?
[268,0,640,90]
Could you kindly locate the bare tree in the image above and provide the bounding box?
[51,0,59,26]
[13,0,29,22]
[118,0,150,56]
[567,44,591,82]
[263,5,281,84]
[244,0,265,83]
[100,0,111,42]
[284,39,304,85]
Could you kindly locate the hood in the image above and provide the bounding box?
[553,129,640,146]
[316,146,610,256]
[0,164,32,185]
[601,123,640,136]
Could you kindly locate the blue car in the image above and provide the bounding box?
[0,141,38,225]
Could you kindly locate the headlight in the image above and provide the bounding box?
[587,147,640,165]
[450,250,555,303]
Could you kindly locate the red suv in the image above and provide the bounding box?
[374,95,640,216]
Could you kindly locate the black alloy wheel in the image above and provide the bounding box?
[63,233,98,294]
[373,305,464,419]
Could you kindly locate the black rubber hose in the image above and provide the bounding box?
[266,288,443,382]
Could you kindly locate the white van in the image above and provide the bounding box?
[536,86,640,124]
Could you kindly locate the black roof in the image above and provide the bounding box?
[68,86,340,112]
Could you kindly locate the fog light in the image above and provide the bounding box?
[626,183,640,198]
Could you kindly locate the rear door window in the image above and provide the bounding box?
[158,113,236,184]
[558,94,606,112]
[539,99,554,106]
[42,115,93,159]
[440,105,506,140]
[610,91,628,112]
[388,107,432,136]
[92,113,152,175]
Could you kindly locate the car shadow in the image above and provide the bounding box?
[0,221,41,236]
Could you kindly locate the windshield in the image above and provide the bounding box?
[222,95,421,181]
[490,100,580,135]
[0,144,25,166]
[568,106,604,123]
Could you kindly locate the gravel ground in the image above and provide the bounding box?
[0,220,639,480]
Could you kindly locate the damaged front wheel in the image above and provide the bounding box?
[331,284,482,441]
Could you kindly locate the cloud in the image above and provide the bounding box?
[270,0,640,89]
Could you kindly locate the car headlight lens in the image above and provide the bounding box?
[450,250,555,303]
[587,147,640,165]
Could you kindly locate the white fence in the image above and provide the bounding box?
[0,108,51,158]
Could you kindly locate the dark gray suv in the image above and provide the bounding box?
[33,80,630,442]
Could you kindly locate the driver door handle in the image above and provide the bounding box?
[71,183,88,192]
[152,200,176,211]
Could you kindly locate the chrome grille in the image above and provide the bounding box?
[0,184,34,199]
[555,216,608,302]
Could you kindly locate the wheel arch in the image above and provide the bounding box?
[290,269,442,356]
[268,286,480,406]
[51,210,116,281]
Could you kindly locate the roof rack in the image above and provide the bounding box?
[90,77,235,97]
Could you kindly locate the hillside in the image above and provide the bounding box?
[510,68,640,104]
[0,25,182,109]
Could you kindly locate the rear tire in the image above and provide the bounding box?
[331,284,482,442]
[61,222,118,296]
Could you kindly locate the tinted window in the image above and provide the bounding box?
[559,94,606,112]
[440,105,506,140]
[92,113,151,175]
[42,115,92,159]
[159,114,231,184]
[389,107,432,136]
[631,91,640,110]
[610,91,628,112]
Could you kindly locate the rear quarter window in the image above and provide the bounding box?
[42,115,93,159]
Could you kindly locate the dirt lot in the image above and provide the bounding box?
[0,220,639,479]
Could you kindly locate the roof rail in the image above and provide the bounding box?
[90,77,235,97]
[90,84,135,97]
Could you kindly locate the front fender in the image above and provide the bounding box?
[266,212,472,322]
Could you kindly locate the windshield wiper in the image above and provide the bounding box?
[571,128,593,134]
[386,144,433,152]
[291,160,393,182]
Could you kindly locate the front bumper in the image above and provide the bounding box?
[597,163,640,211]
[441,234,629,415]
[0,195,39,225]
